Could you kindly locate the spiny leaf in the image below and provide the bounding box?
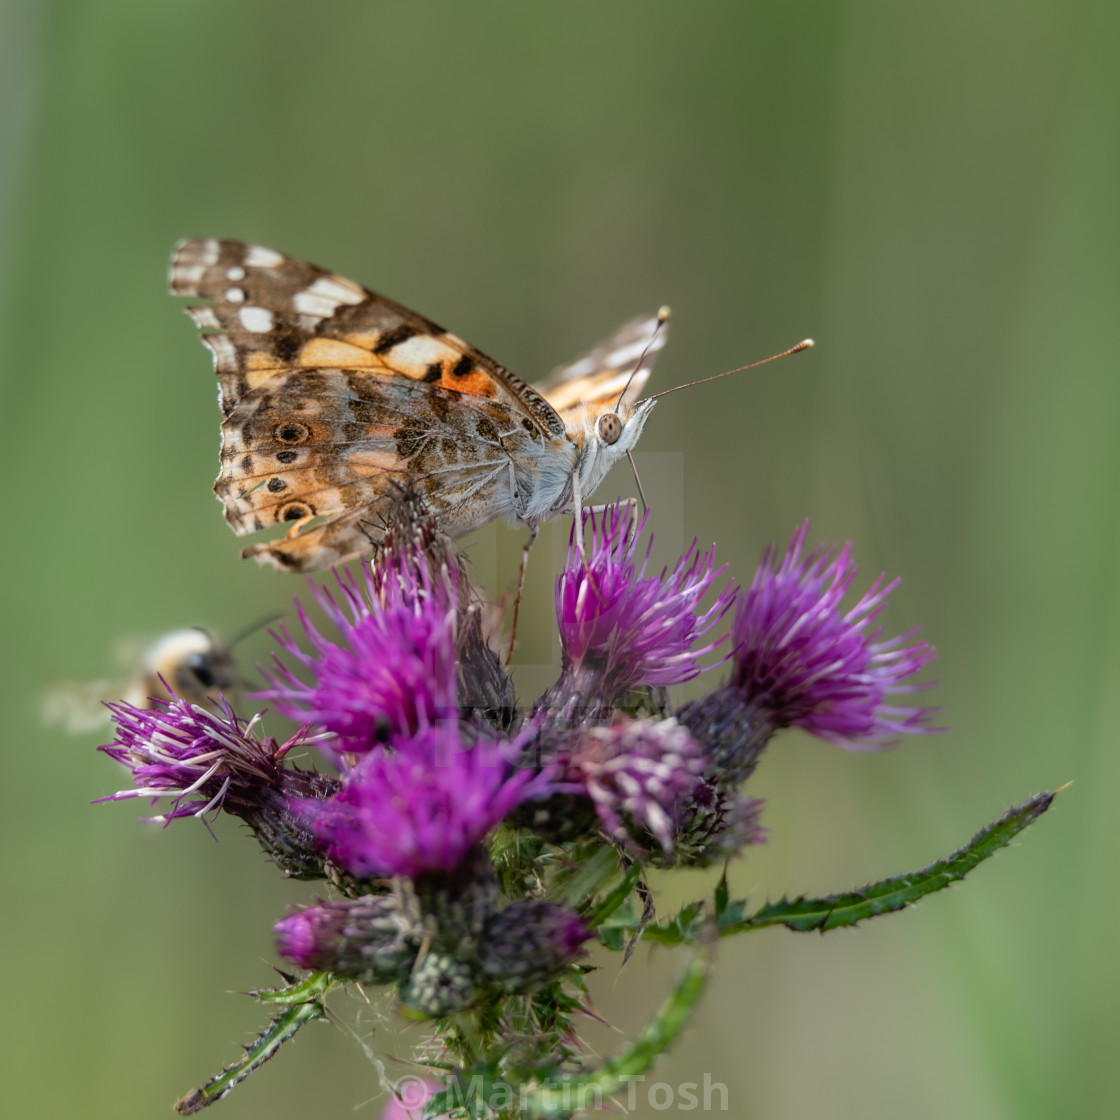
[732,790,1056,934]
[629,791,1057,945]
[174,999,325,1114]
[516,938,712,1118]
[634,900,704,946]
[252,969,336,1004]
[714,870,729,918]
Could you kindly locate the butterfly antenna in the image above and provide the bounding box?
[647,338,814,401]
[615,306,671,413]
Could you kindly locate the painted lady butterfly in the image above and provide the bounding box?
[170,239,669,572]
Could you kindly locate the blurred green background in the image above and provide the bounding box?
[2,2,1115,1117]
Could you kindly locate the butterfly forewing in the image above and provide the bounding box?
[169,239,561,427]
[171,239,580,570]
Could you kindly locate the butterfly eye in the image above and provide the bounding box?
[597,413,622,445]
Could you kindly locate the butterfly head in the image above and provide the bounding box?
[571,395,657,500]
[594,397,656,452]
[564,308,671,500]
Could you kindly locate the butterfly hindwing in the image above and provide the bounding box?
[534,311,668,414]
[216,367,522,569]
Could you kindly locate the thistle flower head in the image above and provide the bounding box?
[561,718,705,855]
[554,502,736,701]
[674,779,767,865]
[256,557,458,754]
[729,522,937,749]
[400,952,480,1016]
[298,726,554,880]
[479,900,591,993]
[274,893,422,983]
[98,695,312,822]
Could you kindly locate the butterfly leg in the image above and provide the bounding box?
[625,449,649,515]
[585,496,640,519]
[571,466,589,567]
[584,496,641,544]
[504,457,536,666]
[570,466,611,607]
[505,524,539,667]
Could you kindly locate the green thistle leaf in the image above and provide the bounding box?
[586,860,644,929]
[734,790,1056,933]
[252,969,336,1004]
[517,939,712,1118]
[625,791,1056,946]
[174,999,325,1114]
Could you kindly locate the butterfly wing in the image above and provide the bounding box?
[533,311,668,414]
[170,240,568,570]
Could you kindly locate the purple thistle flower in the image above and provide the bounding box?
[99,696,337,877]
[560,718,705,856]
[256,559,459,754]
[298,727,554,880]
[729,522,937,749]
[551,502,736,709]
[274,892,422,982]
[99,695,314,821]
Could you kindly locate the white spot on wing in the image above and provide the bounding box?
[293,277,365,320]
[225,287,246,303]
[592,372,631,397]
[603,340,648,369]
[293,291,339,319]
[174,264,205,288]
[562,356,596,379]
[199,239,220,266]
[245,245,284,268]
[308,275,365,304]
[207,335,237,369]
[389,334,460,374]
[226,265,246,281]
[239,306,274,333]
[188,307,221,329]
